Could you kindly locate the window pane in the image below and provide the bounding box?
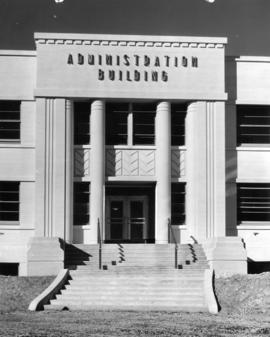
[171,183,185,224]
[133,103,155,145]
[106,103,128,145]
[237,106,270,145]
[0,101,20,141]
[171,104,187,146]
[73,182,90,226]
[74,102,91,145]
[237,184,270,222]
[0,182,19,222]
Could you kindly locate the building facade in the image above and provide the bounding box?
[0,32,269,276]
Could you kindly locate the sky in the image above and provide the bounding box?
[0,0,269,56]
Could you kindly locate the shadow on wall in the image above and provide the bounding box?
[225,56,238,237]
[0,263,19,276]
[248,260,270,274]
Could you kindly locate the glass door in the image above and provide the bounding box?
[106,196,148,242]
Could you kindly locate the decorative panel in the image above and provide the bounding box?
[106,148,155,177]
[74,149,90,177]
[171,149,186,178]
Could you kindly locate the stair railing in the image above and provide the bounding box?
[97,218,103,270]
[168,218,178,269]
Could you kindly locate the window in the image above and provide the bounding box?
[133,103,155,145]
[237,184,270,222]
[0,101,20,141]
[171,183,185,225]
[237,105,270,145]
[171,104,187,146]
[106,103,128,145]
[0,182,19,222]
[73,182,90,226]
[106,103,155,145]
[74,102,91,145]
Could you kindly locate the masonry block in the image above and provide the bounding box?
[203,237,247,277]
[27,237,64,276]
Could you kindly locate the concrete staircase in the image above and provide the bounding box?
[44,244,210,312]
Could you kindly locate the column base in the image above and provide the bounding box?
[27,237,64,276]
[203,237,247,277]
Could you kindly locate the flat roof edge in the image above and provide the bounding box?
[34,32,228,45]
[236,56,270,62]
[0,50,36,56]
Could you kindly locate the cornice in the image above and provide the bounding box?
[34,33,227,49]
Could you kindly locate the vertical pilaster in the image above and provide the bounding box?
[186,101,226,242]
[89,100,105,244]
[35,98,46,236]
[155,101,171,244]
[35,98,73,240]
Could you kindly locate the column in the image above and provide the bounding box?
[89,100,105,244]
[155,102,171,244]
[65,100,73,243]
[186,101,226,241]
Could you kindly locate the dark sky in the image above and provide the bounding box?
[0,0,269,56]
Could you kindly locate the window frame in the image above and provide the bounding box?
[0,100,21,143]
[237,183,270,224]
[106,102,156,146]
[0,181,20,224]
[171,182,186,226]
[237,105,270,146]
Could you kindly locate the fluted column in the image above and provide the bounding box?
[89,100,105,244]
[155,102,171,243]
[64,100,73,243]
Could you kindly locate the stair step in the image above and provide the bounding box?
[44,303,208,312]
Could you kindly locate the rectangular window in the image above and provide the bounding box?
[0,101,20,141]
[73,182,90,226]
[171,183,186,225]
[0,182,19,222]
[74,102,91,145]
[132,103,155,145]
[171,104,187,146]
[106,102,156,146]
[237,105,270,145]
[237,183,270,222]
[106,103,128,145]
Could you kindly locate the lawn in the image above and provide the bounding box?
[1,273,270,337]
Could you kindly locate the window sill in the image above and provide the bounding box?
[237,222,270,230]
[106,145,156,150]
[237,145,270,151]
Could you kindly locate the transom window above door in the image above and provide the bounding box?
[106,103,156,145]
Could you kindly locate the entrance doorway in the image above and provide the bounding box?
[106,196,148,242]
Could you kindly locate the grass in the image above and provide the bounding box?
[1,274,270,336]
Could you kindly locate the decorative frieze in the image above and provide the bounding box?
[106,148,155,177]
[74,149,90,177]
[171,149,186,178]
[35,37,225,49]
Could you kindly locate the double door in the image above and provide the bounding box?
[106,196,148,242]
